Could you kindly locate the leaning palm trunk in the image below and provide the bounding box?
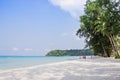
[108,34,120,57]
[110,35,120,56]
[115,36,120,56]
[98,35,107,57]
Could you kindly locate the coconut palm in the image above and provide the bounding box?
[77,0,120,57]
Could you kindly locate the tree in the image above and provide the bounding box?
[46,49,93,56]
[96,0,120,57]
[77,0,120,57]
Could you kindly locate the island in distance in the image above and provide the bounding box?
[46,49,94,56]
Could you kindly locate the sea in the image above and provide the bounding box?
[0,56,79,70]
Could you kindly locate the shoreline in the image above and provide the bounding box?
[0,56,98,72]
[0,60,74,73]
[0,58,120,80]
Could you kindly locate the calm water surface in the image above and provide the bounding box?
[0,56,79,70]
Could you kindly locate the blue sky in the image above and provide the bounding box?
[0,0,86,56]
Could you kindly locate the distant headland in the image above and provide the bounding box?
[46,49,94,56]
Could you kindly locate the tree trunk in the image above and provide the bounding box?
[110,34,120,56]
[108,34,120,57]
[106,49,110,57]
[101,43,107,57]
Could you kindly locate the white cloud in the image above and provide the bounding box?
[24,48,33,51]
[60,31,82,41]
[61,32,69,37]
[12,47,19,51]
[49,0,86,18]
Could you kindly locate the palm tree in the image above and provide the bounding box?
[77,0,120,57]
[96,0,120,56]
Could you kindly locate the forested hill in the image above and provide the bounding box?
[46,49,94,56]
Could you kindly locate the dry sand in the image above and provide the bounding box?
[0,58,120,80]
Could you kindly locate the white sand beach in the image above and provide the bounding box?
[0,58,120,80]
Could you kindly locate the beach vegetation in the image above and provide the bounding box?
[76,0,120,57]
[115,55,120,59]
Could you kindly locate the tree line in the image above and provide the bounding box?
[46,49,94,56]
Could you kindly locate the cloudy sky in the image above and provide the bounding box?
[0,0,86,56]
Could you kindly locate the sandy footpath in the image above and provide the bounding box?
[0,58,120,80]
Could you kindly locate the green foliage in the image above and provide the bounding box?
[115,55,120,59]
[46,49,94,56]
[77,0,120,57]
[46,50,67,56]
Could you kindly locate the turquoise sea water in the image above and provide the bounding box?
[0,56,79,70]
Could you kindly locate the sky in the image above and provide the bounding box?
[0,0,86,56]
